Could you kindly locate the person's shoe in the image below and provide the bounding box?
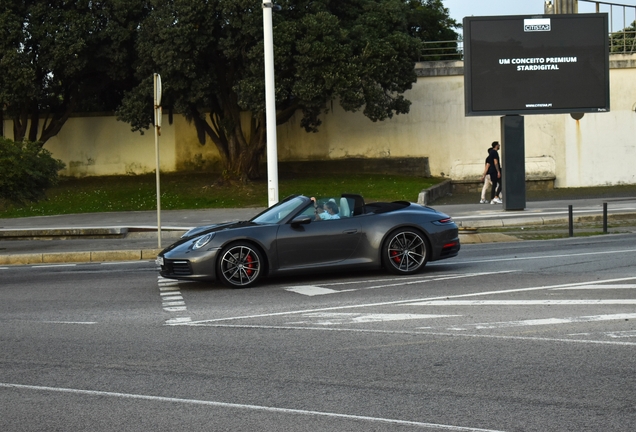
[480,199,488,204]
[491,197,502,204]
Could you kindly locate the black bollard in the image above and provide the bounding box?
[603,202,608,234]
[568,205,574,237]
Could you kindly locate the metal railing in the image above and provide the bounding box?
[581,1,636,53]
[419,40,463,61]
[420,1,636,61]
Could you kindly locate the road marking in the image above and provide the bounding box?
[162,301,186,307]
[435,313,636,331]
[161,295,183,301]
[163,306,187,312]
[190,324,636,347]
[286,313,460,325]
[605,330,636,338]
[286,286,340,296]
[166,317,192,325]
[182,276,636,326]
[0,382,507,432]
[433,248,636,266]
[406,300,636,306]
[33,264,77,268]
[285,271,512,296]
[551,284,636,290]
[158,276,190,323]
[38,321,97,325]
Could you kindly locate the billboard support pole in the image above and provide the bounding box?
[500,115,526,211]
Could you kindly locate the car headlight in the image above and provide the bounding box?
[193,233,214,250]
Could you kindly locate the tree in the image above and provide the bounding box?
[0,0,148,145]
[117,0,458,181]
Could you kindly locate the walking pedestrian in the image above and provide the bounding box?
[480,148,492,204]
[486,141,502,204]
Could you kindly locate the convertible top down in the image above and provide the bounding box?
[157,194,460,287]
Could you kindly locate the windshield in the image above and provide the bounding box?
[251,196,307,224]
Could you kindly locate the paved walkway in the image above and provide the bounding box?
[1,196,635,265]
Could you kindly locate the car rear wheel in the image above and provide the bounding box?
[382,228,429,275]
[217,242,264,288]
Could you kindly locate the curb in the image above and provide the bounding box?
[455,211,636,229]
[418,180,452,205]
[0,249,162,266]
[0,227,127,240]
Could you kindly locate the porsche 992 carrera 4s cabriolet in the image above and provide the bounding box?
[157,194,460,288]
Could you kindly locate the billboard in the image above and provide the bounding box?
[463,13,609,116]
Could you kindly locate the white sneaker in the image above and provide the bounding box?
[491,198,502,204]
[480,199,488,204]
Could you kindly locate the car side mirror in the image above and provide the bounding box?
[291,215,312,226]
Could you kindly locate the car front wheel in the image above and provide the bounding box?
[382,228,429,275]
[217,242,264,288]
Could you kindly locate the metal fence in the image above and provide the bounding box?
[583,1,636,53]
[419,1,636,61]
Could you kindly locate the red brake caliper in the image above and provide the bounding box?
[245,253,254,276]
[390,250,401,263]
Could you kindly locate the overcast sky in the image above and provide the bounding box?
[444,0,636,31]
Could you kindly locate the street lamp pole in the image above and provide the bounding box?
[262,1,279,207]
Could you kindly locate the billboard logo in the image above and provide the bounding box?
[524,18,551,32]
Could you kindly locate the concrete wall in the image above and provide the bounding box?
[3,54,635,187]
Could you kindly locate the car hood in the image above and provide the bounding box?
[159,220,256,255]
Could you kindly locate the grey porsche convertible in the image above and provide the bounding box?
[157,194,460,288]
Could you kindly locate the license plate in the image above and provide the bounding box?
[155,256,164,266]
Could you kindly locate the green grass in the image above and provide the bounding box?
[0,172,441,218]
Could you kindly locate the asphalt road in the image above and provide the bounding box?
[1,233,635,431]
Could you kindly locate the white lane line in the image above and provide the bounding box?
[351,271,517,292]
[432,248,636,266]
[162,301,186,307]
[285,271,514,296]
[163,306,187,312]
[552,284,636,290]
[316,274,463,287]
[188,324,636,347]
[159,291,183,301]
[182,276,636,326]
[0,382,506,432]
[407,300,636,306]
[438,313,636,331]
[38,321,97,325]
[159,287,180,292]
[286,313,460,326]
[606,330,636,338]
[166,317,192,325]
[32,264,77,268]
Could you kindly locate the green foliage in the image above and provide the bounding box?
[117,0,458,180]
[0,138,65,204]
[0,0,149,143]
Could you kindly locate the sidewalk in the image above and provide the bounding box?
[1,196,636,265]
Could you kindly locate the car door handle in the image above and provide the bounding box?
[343,229,358,234]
